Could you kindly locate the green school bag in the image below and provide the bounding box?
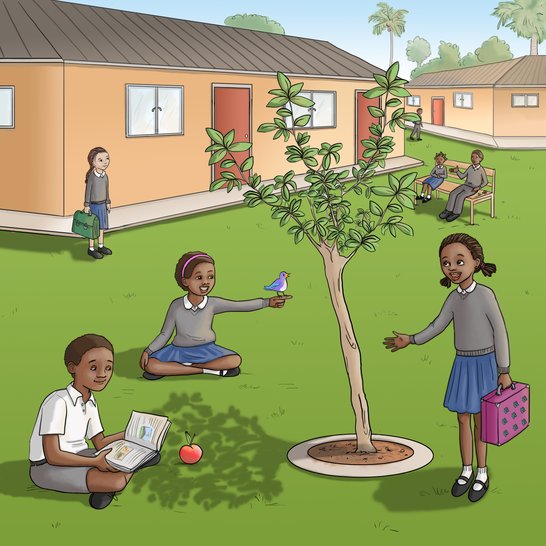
[71,210,99,239]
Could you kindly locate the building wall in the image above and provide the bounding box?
[64,65,403,214]
[493,88,545,137]
[0,63,64,214]
[406,87,495,135]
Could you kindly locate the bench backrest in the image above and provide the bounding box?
[443,160,496,193]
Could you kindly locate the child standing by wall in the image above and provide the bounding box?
[140,251,290,380]
[29,334,159,509]
[383,233,512,503]
[84,147,112,259]
[417,152,447,203]
[409,108,423,141]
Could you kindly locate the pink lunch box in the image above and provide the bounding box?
[481,382,530,445]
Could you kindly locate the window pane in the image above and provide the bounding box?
[462,93,472,108]
[512,94,525,107]
[158,87,183,134]
[288,92,311,128]
[312,92,334,127]
[128,86,156,136]
[408,95,420,106]
[0,88,14,127]
[527,94,538,107]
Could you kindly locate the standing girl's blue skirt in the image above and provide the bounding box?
[444,352,498,414]
[90,203,109,230]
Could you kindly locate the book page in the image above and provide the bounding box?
[96,439,152,470]
[125,411,171,451]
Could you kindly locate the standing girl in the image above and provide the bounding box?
[84,147,112,260]
[384,233,512,502]
[140,252,290,380]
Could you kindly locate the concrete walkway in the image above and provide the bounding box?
[0,155,423,237]
[415,122,546,150]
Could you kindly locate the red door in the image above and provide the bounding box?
[356,91,380,163]
[431,97,445,126]
[213,86,251,182]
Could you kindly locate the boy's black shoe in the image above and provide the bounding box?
[143,371,164,380]
[89,492,116,510]
[221,367,241,377]
[88,249,103,259]
[417,138,423,141]
[451,472,474,497]
[439,210,451,219]
[97,246,112,255]
[468,478,489,502]
[446,213,460,222]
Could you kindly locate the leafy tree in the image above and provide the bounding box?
[410,41,461,78]
[493,0,546,55]
[369,3,409,66]
[460,52,480,67]
[224,13,285,34]
[460,36,513,67]
[205,64,419,453]
[406,36,431,69]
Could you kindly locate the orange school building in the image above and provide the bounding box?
[0,0,406,218]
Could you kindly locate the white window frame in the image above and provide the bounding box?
[511,93,539,108]
[407,95,420,107]
[287,91,336,129]
[453,92,473,109]
[126,84,184,137]
[0,86,15,129]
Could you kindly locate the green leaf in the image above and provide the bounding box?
[288,83,304,98]
[267,96,289,108]
[396,222,414,236]
[220,171,237,179]
[229,142,252,152]
[240,156,254,172]
[386,62,400,83]
[374,74,389,88]
[277,72,291,92]
[291,95,314,108]
[362,241,377,252]
[396,193,415,209]
[400,172,417,189]
[363,87,387,99]
[367,106,385,118]
[223,129,235,147]
[322,154,331,170]
[208,150,227,165]
[388,174,400,192]
[388,224,397,237]
[294,115,311,127]
[294,230,305,244]
[371,186,395,197]
[385,98,402,108]
[386,215,403,224]
[387,203,403,213]
[274,118,288,129]
[220,160,235,169]
[277,108,292,118]
[401,112,421,122]
[369,201,383,216]
[258,123,277,133]
[388,87,411,98]
[210,178,226,191]
[206,128,224,145]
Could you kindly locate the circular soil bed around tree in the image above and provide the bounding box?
[287,434,433,477]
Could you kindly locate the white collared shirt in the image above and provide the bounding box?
[183,295,208,311]
[472,164,481,171]
[457,280,477,295]
[29,384,103,461]
[93,169,105,177]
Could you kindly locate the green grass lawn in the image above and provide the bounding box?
[0,131,543,544]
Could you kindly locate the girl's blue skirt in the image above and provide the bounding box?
[90,203,109,230]
[444,352,498,414]
[423,176,445,190]
[150,342,236,365]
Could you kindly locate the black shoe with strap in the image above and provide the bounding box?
[468,478,489,502]
[221,367,241,377]
[451,472,474,497]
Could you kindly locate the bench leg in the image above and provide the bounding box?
[490,196,495,218]
[470,202,474,225]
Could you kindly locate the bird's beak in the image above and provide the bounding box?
[286,273,291,277]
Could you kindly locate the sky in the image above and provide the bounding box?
[61,0,536,78]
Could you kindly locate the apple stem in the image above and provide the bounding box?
[185,431,196,445]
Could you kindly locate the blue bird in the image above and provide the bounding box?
[264,271,290,296]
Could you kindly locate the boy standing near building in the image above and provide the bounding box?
[29,334,159,509]
[410,108,423,140]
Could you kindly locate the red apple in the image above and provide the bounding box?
[179,431,203,464]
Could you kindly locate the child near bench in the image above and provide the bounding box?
[417,152,447,203]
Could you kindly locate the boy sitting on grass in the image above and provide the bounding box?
[29,334,159,509]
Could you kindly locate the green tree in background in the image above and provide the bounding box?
[493,0,546,55]
[461,36,514,66]
[410,41,461,78]
[225,13,285,34]
[406,36,431,70]
[369,2,409,66]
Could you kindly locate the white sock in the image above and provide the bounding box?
[89,246,95,251]
[473,467,488,490]
[420,193,424,197]
[426,194,431,198]
[99,243,104,248]
[203,369,221,375]
[458,465,473,485]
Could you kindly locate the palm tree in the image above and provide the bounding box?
[492,0,546,55]
[368,2,408,66]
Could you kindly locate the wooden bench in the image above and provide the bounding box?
[414,159,495,225]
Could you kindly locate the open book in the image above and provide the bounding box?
[95,411,171,472]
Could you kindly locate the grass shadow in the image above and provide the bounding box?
[372,466,500,511]
[0,231,89,261]
[0,460,87,505]
[131,392,291,510]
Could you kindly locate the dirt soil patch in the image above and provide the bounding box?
[307,440,414,465]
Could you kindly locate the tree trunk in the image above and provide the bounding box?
[389,29,394,66]
[320,245,376,453]
[530,34,538,55]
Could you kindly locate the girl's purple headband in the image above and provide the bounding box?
[181,254,212,278]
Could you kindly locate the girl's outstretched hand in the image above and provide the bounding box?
[140,351,149,370]
[383,331,411,352]
[269,295,292,308]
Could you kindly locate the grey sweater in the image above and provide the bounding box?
[146,296,269,353]
[84,171,110,206]
[456,165,488,189]
[409,283,510,372]
[430,165,447,178]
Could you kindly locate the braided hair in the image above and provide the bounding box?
[439,233,496,288]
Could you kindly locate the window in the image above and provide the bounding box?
[287,91,336,129]
[0,86,14,128]
[453,92,473,109]
[407,95,420,106]
[126,85,183,137]
[512,94,539,108]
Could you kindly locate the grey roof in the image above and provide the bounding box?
[0,0,382,79]
[408,56,546,88]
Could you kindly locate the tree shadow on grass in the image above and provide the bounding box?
[131,392,291,510]
[0,460,87,505]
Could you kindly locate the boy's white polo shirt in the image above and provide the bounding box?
[29,384,104,462]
